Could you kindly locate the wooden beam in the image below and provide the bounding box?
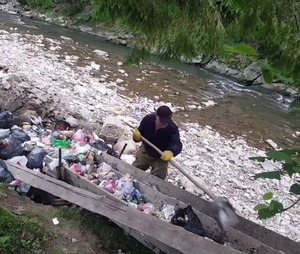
[102,153,300,254]
[63,159,284,254]
[7,162,243,254]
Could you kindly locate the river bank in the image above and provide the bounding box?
[1,0,299,100]
[1,13,300,246]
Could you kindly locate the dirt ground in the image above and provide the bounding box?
[0,189,111,254]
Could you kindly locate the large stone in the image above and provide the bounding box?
[2,80,11,90]
[100,116,126,142]
[13,109,39,125]
[8,73,22,85]
[65,115,79,127]
[242,62,264,85]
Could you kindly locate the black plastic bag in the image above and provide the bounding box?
[0,109,13,129]
[10,128,31,143]
[26,147,46,169]
[0,159,14,183]
[0,137,26,160]
[90,139,118,158]
[171,205,205,237]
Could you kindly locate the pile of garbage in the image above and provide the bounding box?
[0,108,117,192]
[0,108,205,236]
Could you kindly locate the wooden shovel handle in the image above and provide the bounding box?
[140,135,216,201]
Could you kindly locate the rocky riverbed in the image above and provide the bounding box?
[0,13,299,246]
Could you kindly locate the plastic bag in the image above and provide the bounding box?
[0,138,26,160]
[26,147,46,169]
[8,155,28,167]
[162,204,176,222]
[0,159,14,183]
[171,205,205,237]
[17,182,31,194]
[72,129,87,144]
[0,109,13,129]
[129,188,144,204]
[0,129,10,139]
[10,128,31,143]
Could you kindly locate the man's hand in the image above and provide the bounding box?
[161,150,173,161]
[133,129,142,142]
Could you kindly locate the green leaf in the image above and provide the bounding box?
[254,171,282,180]
[284,164,297,177]
[258,208,273,219]
[223,43,256,56]
[263,192,273,200]
[262,69,273,84]
[290,184,300,195]
[254,204,267,211]
[292,167,300,173]
[269,200,284,212]
[249,156,266,162]
[273,73,294,84]
[266,151,293,163]
[277,148,300,156]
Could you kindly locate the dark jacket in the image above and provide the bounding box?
[138,113,182,158]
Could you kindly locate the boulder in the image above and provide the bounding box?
[100,116,126,142]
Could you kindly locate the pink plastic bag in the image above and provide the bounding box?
[72,129,87,144]
[70,164,82,174]
[104,179,117,193]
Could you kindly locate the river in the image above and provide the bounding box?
[1,9,300,245]
[1,10,299,149]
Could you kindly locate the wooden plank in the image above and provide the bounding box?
[61,165,182,254]
[63,161,283,254]
[7,162,243,254]
[103,153,300,254]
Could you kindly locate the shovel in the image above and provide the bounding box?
[140,135,239,231]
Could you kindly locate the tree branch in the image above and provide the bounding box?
[280,196,300,213]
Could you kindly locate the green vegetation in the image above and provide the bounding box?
[24,0,300,88]
[0,206,53,254]
[91,0,300,87]
[27,0,54,10]
[250,148,300,219]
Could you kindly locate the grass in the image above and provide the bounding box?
[1,183,153,254]
[0,206,53,254]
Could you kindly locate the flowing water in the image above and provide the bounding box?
[1,11,299,149]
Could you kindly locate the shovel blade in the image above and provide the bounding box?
[210,197,239,231]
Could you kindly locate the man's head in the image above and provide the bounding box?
[156,105,172,128]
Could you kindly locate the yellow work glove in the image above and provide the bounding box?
[161,150,173,161]
[133,129,142,142]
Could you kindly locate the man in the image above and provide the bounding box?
[132,105,182,179]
